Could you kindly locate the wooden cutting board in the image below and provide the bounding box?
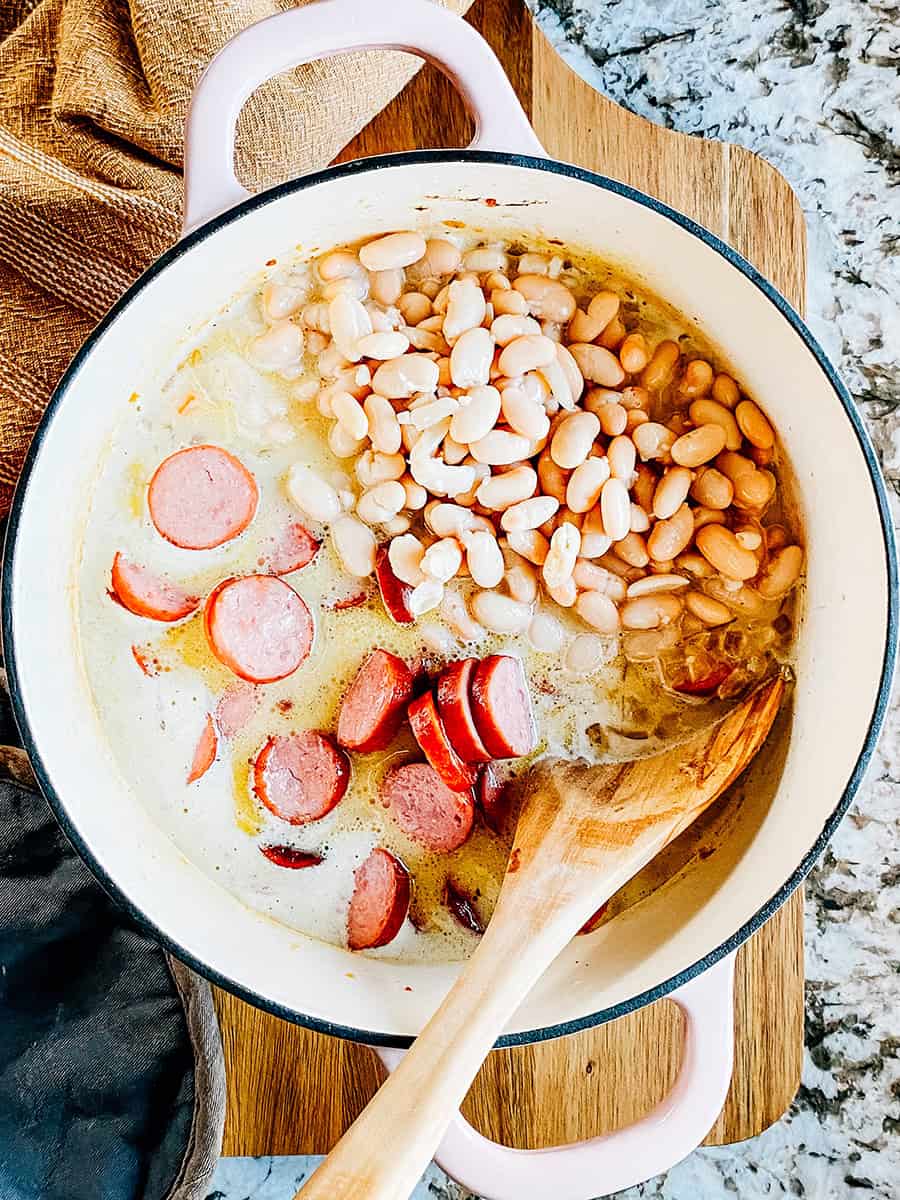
[214,0,805,1154]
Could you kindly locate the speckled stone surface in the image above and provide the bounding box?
[206,2,900,1196]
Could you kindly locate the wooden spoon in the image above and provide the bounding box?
[296,673,785,1200]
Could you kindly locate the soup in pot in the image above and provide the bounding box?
[78,227,803,962]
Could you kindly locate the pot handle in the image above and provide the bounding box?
[182,0,545,234]
[375,953,735,1200]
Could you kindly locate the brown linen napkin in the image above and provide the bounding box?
[0,0,471,515]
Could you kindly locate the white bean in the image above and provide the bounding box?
[398,292,432,325]
[331,390,369,441]
[421,538,463,583]
[542,523,580,589]
[528,610,565,652]
[332,514,377,576]
[546,577,577,608]
[505,553,539,603]
[372,354,440,399]
[250,320,304,371]
[506,528,550,565]
[517,252,550,275]
[449,384,502,445]
[470,590,532,634]
[555,343,585,406]
[566,457,610,512]
[579,508,614,560]
[328,294,372,360]
[425,502,488,538]
[469,429,532,466]
[633,422,676,462]
[318,250,361,281]
[368,268,405,306]
[356,331,410,360]
[607,435,636,481]
[600,477,631,542]
[286,464,340,523]
[572,560,627,602]
[491,314,541,345]
[576,590,620,634]
[565,633,610,674]
[400,475,428,510]
[537,358,576,411]
[408,577,444,617]
[409,395,459,430]
[363,394,402,455]
[355,450,406,487]
[262,281,304,320]
[359,232,426,272]
[442,434,469,465]
[450,326,495,388]
[443,279,486,342]
[568,343,625,388]
[441,588,485,642]
[465,530,505,588]
[356,481,405,524]
[500,383,551,440]
[328,422,366,458]
[551,411,601,469]
[501,495,559,532]
[626,574,689,598]
[301,301,330,333]
[497,334,557,377]
[513,275,576,323]
[463,246,509,273]
[388,534,426,585]
[492,289,530,316]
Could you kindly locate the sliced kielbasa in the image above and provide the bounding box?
[435,659,491,763]
[375,546,414,624]
[148,444,258,550]
[110,553,199,622]
[476,763,511,835]
[204,575,313,683]
[252,730,349,825]
[186,714,217,783]
[470,655,536,759]
[347,847,410,951]
[407,691,478,793]
[337,649,414,753]
[259,845,323,869]
[382,762,474,853]
[214,682,261,739]
[261,521,320,575]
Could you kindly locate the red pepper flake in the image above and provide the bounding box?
[484,197,498,207]
[259,845,323,869]
[507,847,522,874]
[444,880,484,934]
[404,986,413,992]
[579,902,609,936]
[275,698,294,714]
[265,258,277,266]
[128,391,139,404]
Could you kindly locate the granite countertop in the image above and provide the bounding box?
[207,2,900,1196]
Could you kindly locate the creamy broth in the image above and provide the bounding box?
[78,230,800,962]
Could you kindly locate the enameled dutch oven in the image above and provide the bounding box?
[3,3,896,1195]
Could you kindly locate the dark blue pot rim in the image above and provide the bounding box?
[3,150,897,1049]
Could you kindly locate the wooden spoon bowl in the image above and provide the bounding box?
[297,673,786,1200]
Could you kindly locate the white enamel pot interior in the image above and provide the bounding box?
[2,5,896,1185]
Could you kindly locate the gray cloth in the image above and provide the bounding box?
[0,665,226,1200]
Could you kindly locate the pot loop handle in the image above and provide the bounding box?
[375,953,736,1200]
[183,0,546,234]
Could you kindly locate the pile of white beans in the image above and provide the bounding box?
[256,230,803,660]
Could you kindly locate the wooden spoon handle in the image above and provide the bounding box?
[295,889,581,1200]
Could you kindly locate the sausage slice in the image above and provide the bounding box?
[382,762,474,852]
[252,730,349,825]
[337,649,414,753]
[110,553,199,622]
[435,659,492,763]
[186,714,217,783]
[148,445,258,550]
[347,848,410,951]
[214,682,261,739]
[204,575,313,683]
[408,691,478,793]
[259,845,323,869]
[470,655,536,758]
[375,546,414,624]
[262,522,320,575]
[476,763,511,835]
